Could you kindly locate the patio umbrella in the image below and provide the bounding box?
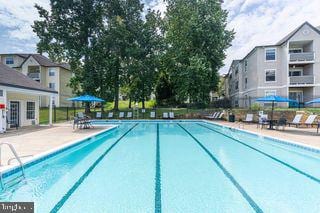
[67,95,105,102]
[305,98,320,105]
[255,95,297,129]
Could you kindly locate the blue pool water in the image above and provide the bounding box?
[1,121,320,212]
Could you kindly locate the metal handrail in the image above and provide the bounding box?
[0,143,25,189]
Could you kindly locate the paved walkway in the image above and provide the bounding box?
[0,122,114,169]
[213,121,320,148]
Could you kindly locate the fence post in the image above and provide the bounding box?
[66,107,69,121]
[54,105,56,123]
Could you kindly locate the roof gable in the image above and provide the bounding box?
[0,63,57,94]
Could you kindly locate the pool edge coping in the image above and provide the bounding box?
[0,125,118,177]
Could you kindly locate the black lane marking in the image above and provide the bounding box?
[155,123,162,213]
[50,123,139,212]
[198,123,320,185]
[177,123,263,213]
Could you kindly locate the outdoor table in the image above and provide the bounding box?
[267,119,278,130]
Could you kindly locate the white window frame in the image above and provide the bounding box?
[5,56,14,65]
[244,60,248,72]
[49,68,56,77]
[265,69,276,83]
[265,48,277,62]
[289,48,303,54]
[265,90,277,96]
[26,101,36,120]
[49,83,56,90]
[0,90,3,97]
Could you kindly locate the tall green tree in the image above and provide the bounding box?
[164,0,234,104]
[33,0,106,99]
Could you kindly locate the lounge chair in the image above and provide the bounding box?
[205,112,217,119]
[163,112,169,119]
[243,114,254,123]
[119,112,124,119]
[77,112,85,119]
[96,112,102,119]
[150,111,156,119]
[288,114,303,127]
[108,112,114,119]
[217,112,224,120]
[257,114,268,129]
[127,112,133,119]
[169,112,175,119]
[302,115,318,127]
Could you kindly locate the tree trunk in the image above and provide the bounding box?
[113,58,120,111]
[129,97,132,109]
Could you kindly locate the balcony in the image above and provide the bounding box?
[289,52,315,64]
[289,75,314,86]
[27,72,40,81]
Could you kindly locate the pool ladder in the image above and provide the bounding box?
[0,143,25,191]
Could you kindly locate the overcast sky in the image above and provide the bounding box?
[1,0,320,74]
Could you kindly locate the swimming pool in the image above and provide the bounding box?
[1,121,320,212]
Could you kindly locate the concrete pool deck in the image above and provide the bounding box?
[0,123,114,169]
[213,120,320,148]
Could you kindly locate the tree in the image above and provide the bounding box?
[164,0,234,104]
[33,0,105,96]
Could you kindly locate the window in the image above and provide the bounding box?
[49,83,56,90]
[265,90,276,96]
[289,70,302,76]
[0,90,3,97]
[245,78,248,89]
[289,48,302,54]
[235,67,239,75]
[235,81,239,90]
[265,69,276,82]
[26,102,35,120]
[265,48,276,61]
[49,68,55,76]
[244,60,248,72]
[5,56,14,65]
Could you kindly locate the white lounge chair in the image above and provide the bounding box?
[108,112,114,119]
[119,112,124,119]
[127,112,133,119]
[96,112,102,119]
[205,112,217,119]
[217,112,224,120]
[214,112,221,119]
[301,114,317,127]
[169,112,175,119]
[243,114,254,123]
[288,114,303,127]
[150,111,156,119]
[163,112,169,119]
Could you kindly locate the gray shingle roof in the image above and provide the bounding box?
[0,63,57,94]
[21,54,71,70]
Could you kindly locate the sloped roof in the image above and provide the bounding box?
[20,54,71,70]
[276,22,320,45]
[0,63,57,94]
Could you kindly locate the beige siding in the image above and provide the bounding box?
[59,67,73,106]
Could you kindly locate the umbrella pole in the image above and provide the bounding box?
[269,101,274,129]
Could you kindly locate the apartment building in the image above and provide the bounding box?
[0,53,73,107]
[226,22,320,108]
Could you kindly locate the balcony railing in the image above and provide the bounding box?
[27,72,40,80]
[289,52,314,63]
[289,75,314,85]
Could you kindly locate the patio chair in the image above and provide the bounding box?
[108,112,114,119]
[163,112,169,119]
[288,114,303,127]
[96,112,102,119]
[77,112,85,119]
[119,112,125,119]
[243,114,254,124]
[301,115,318,127]
[257,114,268,129]
[150,111,156,119]
[169,112,175,119]
[127,112,133,119]
[205,112,217,119]
[276,117,287,131]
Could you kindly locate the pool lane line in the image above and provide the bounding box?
[50,123,139,213]
[177,123,263,213]
[197,123,320,185]
[155,123,162,213]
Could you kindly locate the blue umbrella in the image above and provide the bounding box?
[67,95,105,102]
[305,98,320,105]
[256,95,297,129]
